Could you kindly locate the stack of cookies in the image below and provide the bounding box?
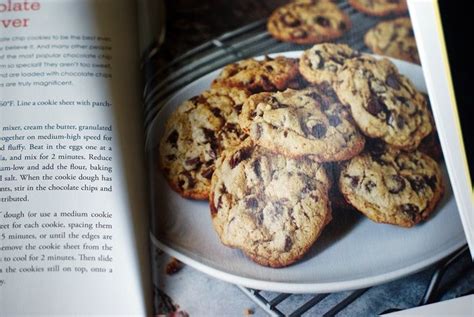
[159,43,444,268]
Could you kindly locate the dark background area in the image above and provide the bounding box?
[156,0,286,68]
[439,2,474,184]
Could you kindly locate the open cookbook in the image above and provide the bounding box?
[1,0,472,315]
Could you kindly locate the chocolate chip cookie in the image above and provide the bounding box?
[334,56,432,150]
[348,0,408,16]
[159,87,249,200]
[210,139,332,267]
[211,56,299,93]
[365,17,420,64]
[239,87,365,161]
[267,0,351,44]
[299,43,361,85]
[339,141,444,227]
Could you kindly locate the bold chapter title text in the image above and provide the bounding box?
[0,1,42,28]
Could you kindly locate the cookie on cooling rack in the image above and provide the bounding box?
[334,56,431,150]
[267,0,351,44]
[365,17,420,64]
[239,87,365,161]
[210,139,332,267]
[299,43,361,85]
[159,87,249,200]
[211,56,299,93]
[339,140,444,227]
[348,0,408,16]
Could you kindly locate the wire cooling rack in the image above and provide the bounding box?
[237,245,472,316]
[143,1,474,315]
[142,0,383,133]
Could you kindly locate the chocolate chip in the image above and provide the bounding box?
[284,130,288,137]
[220,184,228,194]
[246,197,259,209]
[311,123,327,139]
[400,203,420,221]
[201,167,214,179]
[396,96,407,103]
[223,123,238,134]
[397,97,417,115]
[178,171,195,190]
[257,212,264,225]
[365,180,376,193]
[328,115,342,127]
[329,55,345,65]
[189,95,206,104]
[284,236,293,252]
[387,175,406,194]
[215,195,223,212]
[260,75,276,91]
[306,92,330,111]
[185,157,201,167]
[367,95,391,122]
[202,128,215,141]
[386,74,401,90]
[367,95,384,115]
[292,29,307,39]
[281,13,301,27]
[396,116,405,129]
[345,174,360,187]
[270,102,289,110]
[235,104,243,114]
[254,124,263,139]
[202,128,218,158]
[321,84,339,100]
[302,182,312,194]
[166,154,176,161]
[229,146,253,168]
[167,130,179,147]
[424,175,437,190]
[265,65,274,72]
[315,16,330,27]
[211,107,222,118]
[252,159,261,178]
[215,184,227,210]
[408,177,426,192]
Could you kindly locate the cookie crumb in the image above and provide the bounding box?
[165,257,183,275]
[244,308,254,316]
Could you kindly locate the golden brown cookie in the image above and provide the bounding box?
[299,43,361,85]
[210,139,331,267]
[267,0,351,44]
[159,87,249,200]
[339,141,444,227]
[239,87,365,161]
[334,56,432,150]
[348,0,408,16]
[211,56,299,93]
[365,17,420,64]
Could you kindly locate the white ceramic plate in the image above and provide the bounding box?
[147,52,466,293]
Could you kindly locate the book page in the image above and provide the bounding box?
[0,0,151,315]
[408,0,474,258]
